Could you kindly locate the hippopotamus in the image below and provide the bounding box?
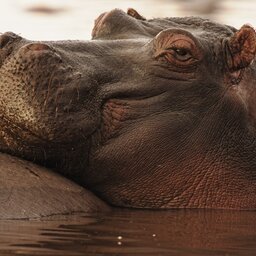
[1,8,256,219]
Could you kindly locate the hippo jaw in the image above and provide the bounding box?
[1,9,256,209]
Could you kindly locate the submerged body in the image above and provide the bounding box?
[1,8,256,218]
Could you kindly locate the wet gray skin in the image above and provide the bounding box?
[0,8,256,218]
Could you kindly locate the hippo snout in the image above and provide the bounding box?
[0,32,19,49]
[16,42,62,68]
[0,32,62,69]
[0,32,21,66]
[20,42,54,53]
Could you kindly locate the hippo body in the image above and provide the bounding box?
[0,153,109,219]
[1,8,256,218]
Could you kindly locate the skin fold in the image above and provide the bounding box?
[0,8,256,218]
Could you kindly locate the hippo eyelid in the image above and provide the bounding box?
[155,48,191,58]
[166,47,192,55]
[155,28,200,44]
[155,29,202,51]
[154,30,203,64]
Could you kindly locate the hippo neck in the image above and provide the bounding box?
[84,105,256,209]
[86,134,256,209]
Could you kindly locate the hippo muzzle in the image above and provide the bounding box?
[0,32,97,141]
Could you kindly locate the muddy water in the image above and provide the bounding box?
[1,209,256,256]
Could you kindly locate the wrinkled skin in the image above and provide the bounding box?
[1,8,256,214]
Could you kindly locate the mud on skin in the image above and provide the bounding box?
[0,8,256,219]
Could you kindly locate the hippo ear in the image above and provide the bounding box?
[127,8,146,20]
[226,25,256,71]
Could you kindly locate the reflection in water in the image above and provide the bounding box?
[1,209,256,255]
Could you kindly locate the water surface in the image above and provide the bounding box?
[1,209,256,255]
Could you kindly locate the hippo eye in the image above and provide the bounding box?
[167,47,192,62]
[154,30,202,67]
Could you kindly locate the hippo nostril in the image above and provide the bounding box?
[0,35,10,49]
[18,42,62,66]
[25,43,52,51]
[0,32,19,49]
[0,32,21,66]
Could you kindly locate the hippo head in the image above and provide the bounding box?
[1,9,256,209]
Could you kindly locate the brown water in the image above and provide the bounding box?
[1,209,256,256]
